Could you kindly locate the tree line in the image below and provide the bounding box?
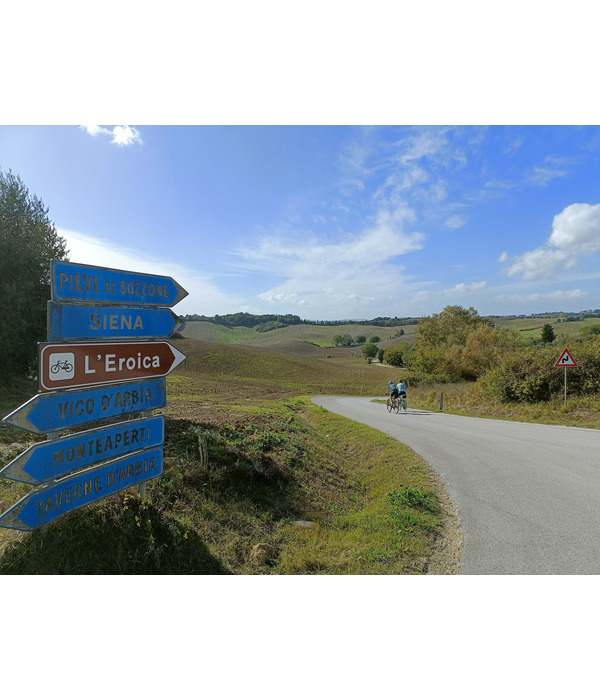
[183,312,417,330]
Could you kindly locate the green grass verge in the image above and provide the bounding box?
[0,392,444,574]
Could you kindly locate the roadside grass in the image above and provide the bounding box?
[273,401,444,574]
[0,342,447,575]
[406,380,600,429]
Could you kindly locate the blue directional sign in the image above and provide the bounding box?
[51,260,188,307]
[47,302,184,341]
[0,447,163,531]
[2,378,167,435]
[0,415,164,485]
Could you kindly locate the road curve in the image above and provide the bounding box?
[312,396,600,575]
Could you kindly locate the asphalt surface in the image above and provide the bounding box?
[312,396,600,575]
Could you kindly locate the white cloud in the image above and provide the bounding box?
[548,203,600,253]
[445,214,467,230]
[232,204,426,318]
[503,247,576,280]
[503,203,600,280]
[527,166,567,187]
[498,251,508,263]
[58,227,235,315]
[445,281,487,295]
[495,289,588,304]
[80,125,143,147]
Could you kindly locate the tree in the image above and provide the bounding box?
[378,348,385,363]
[369,335,381,343]
[384,348,404,367]
[541,323,556,344]
[333,334,353,346]
[0,169,68,384]
[361,342,378,362]
[355,335,367,344]
[416,305,489,348]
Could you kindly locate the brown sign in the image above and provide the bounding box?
[38,341,186,393]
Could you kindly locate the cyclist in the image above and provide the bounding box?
[387,380,399,401]
[397,379,406,401]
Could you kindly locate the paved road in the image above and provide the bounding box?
[312,396,600,575]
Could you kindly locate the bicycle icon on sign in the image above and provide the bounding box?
[47,352,75,380]
[51,359,73,374]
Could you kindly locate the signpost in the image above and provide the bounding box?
[0,415,164,485]
[51,261,188,307]
[1,259,188,532]
[555,347,578,406]
[0,448,164,531]
[3,378,166,435]
[38,340,186,392]
[47,302,183,341]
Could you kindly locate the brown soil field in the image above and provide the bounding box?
[164,338,391,428]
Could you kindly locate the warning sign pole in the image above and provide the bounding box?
[554,348,578,406]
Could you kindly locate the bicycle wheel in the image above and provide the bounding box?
[386,398,392,413]
[393,400,399,414]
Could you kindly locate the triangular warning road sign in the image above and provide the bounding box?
[555,348,577,367]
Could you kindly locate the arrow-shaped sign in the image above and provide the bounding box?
[0,415,164,485]
[51,261,188,307]
[2,378,167,435]
[38,340,186,392]
[0,447,163,531]
[47,302,184,341]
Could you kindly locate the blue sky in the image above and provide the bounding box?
[2,125,599,320]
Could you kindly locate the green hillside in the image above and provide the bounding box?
[494,315,600,339]
[182,314,600,354]
[181,320,416,354]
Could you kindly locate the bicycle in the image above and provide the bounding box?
[398,395,407,412]
[50,359,73,374]
[386,396,399,414]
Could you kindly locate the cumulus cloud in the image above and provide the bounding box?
[503,247,576,280]
[548,203,600,253]
[503,203,600,280]
[80,125,143,147]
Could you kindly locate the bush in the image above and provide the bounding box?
[476,339,600,403]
